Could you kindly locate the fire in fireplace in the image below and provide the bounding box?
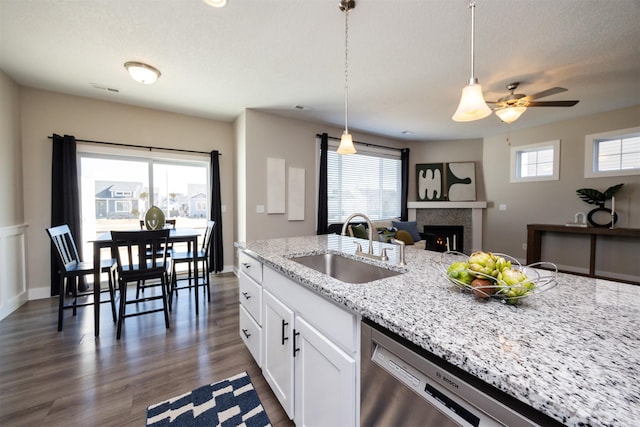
[423,225,464,253]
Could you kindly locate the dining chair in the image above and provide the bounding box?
[111,229,171,339]
[47,224,117,332]
[169,220,215,314]
[136,218,176,298]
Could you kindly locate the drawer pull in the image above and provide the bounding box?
[242,291,251,300]
[293,329,301,357]
[242,328,251,338]
[281,320,289,345]
[242,263,251,269]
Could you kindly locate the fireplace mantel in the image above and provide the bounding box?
[407,201,488,252]
[407,201,487,209]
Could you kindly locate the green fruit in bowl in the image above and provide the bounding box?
[447,261,474,285]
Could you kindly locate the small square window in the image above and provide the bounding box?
[585,127,640,178]
[510,140,560,183]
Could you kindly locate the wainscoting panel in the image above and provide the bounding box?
[0,224,28,321]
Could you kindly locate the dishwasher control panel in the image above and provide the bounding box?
[373,344,498,427]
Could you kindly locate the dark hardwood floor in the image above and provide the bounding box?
[0,273,294,427]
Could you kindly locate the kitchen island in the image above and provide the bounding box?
[235,234,639,426]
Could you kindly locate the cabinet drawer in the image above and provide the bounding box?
[239,271,262,324]
[239,251,263,283]
[240,305,263,367]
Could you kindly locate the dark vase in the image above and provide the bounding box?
[587,205,618,228]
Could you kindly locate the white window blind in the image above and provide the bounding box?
[585,127,640,178]
[327,143,402,223]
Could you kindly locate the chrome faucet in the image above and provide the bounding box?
[340,213,383,260]
[391,238,407,266]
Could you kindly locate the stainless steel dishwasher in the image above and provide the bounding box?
[360,320,563,427]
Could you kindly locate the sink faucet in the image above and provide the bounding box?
[340,212,379,259]
[391,238,407,266]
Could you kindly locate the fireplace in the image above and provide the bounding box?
[423,225,464,253]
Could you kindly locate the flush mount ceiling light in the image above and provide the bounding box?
[337,0,357,155]
[203,0,227,7]
[452,1,492,122]
[124,61,161,84]
[495,106,527,124]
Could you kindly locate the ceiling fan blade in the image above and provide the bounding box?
[527,100,579,107]
[525,87,567,100]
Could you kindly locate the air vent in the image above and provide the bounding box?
[90,83,119,93]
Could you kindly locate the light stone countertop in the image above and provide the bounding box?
[235,234,640,427]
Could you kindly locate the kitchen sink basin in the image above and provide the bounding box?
[291,253,402,284]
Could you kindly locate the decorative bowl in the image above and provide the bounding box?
[438,251,558,304]
[144,206,166,230]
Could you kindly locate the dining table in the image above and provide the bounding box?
[91,228,200,337]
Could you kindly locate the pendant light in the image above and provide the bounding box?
[337,0,357,155]
[452,1,492,122]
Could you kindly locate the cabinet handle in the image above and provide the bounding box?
[242,291,251,300]
[242,263,251,269]
[293,329,300,357]
[241,328,251,338]
[281,320,289,345]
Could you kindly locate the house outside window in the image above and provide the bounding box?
[115,200,132,213]
[584,127,640,178]
[510,140,560,183]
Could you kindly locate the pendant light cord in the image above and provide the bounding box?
[469,1,476,83]
[344,6,350,134]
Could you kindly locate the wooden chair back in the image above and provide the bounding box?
[47,224,82,272]
[111,229,170,281]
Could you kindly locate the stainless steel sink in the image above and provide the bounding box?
[291,253,402,284]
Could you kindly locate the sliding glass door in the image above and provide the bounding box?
[78,149,209,260]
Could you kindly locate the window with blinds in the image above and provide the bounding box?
[584,127,640,178]
[327,142,402,223]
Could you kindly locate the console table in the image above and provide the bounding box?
[527,224,640,284]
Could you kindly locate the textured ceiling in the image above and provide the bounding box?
[1,0,639,141]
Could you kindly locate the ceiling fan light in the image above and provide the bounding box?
[452,82,492,122]
[495,106,527,124]
[124,61,161,84]
[203,0,227,7]
[337,131,356,154]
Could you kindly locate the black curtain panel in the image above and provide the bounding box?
[400,148,410,221]
[209,151,223,273]
[316,133,329,235]
[50,134,82,295]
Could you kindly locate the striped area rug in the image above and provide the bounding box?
[146,371,271,427]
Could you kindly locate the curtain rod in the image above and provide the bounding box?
[48,135,221,156]
[316,134,406,152]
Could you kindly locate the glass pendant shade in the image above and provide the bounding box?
[337,131,356,154]
[124,62,161,84]
[495,106,527,124]
[452,82,492,122]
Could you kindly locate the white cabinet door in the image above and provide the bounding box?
[294,316,357,427]
[263,289,295,419]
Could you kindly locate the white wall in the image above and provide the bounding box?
[483,105,640,279]
[20,88,236,298]
[0,70,28,320]
[237,110,407,242]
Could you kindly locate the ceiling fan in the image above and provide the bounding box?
[487,82,580,124]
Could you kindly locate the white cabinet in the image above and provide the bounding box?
[262,266,359,426]
[238,251,263,367]
[294,316,356,427]
[263,289,295,418]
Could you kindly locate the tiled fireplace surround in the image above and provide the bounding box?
[407,202,487,254]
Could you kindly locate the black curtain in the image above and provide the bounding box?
[316,133,329,235]
[50,134,82,296]
[209,151,223,273]
[400,148,410,221]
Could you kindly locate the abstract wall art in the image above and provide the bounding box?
[416,162,476,201]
